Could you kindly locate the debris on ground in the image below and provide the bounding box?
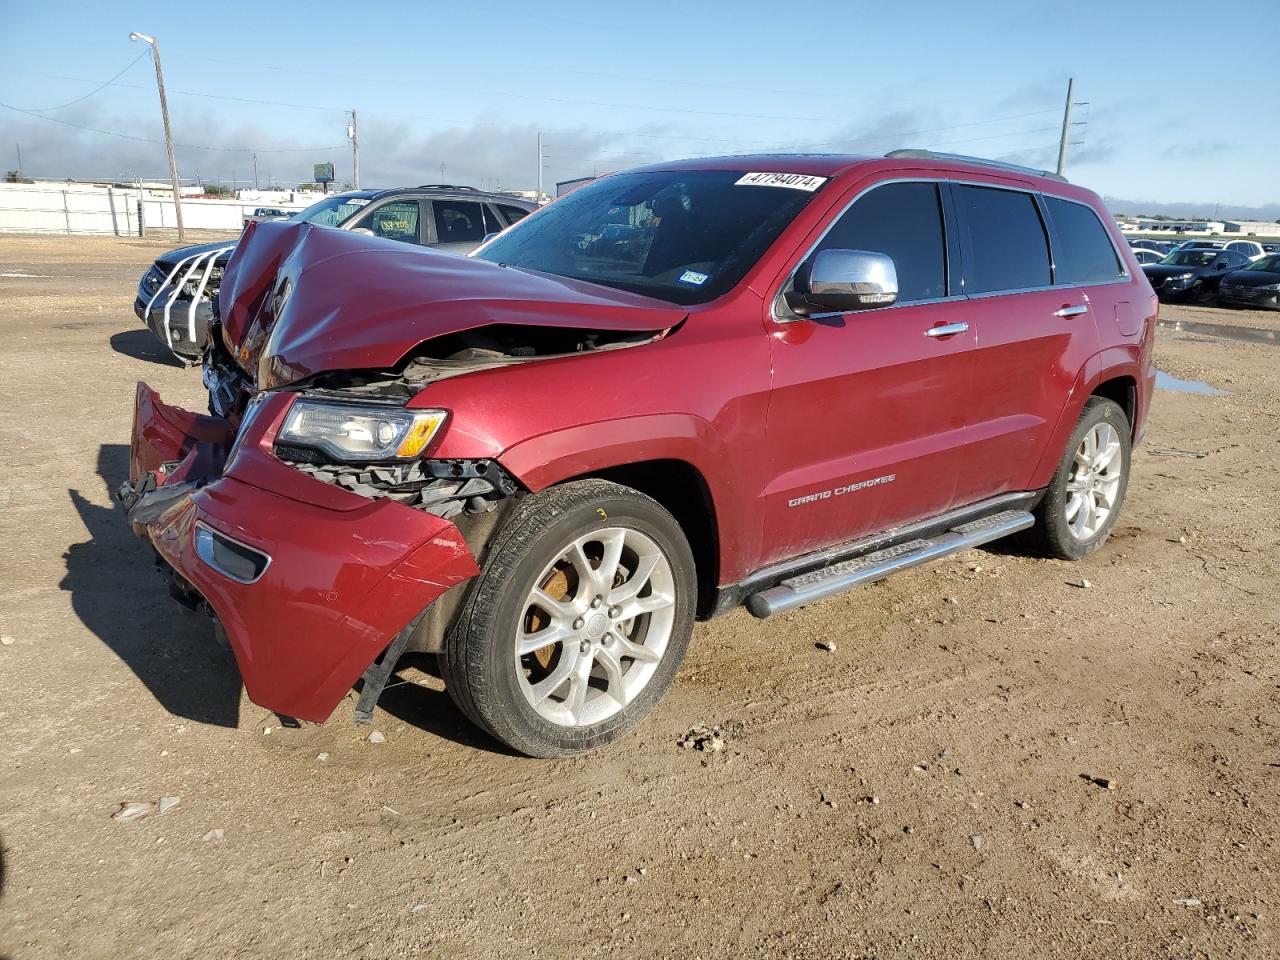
[201,829,225,843]
[1172,897,1203,907]
[1083,774,1118,790]
[677,722,738,752]
[157,796,180,814]
[815,640,836,652]
[368,731,386,744]
[112,802,155,823]
[316,752,330,762]
[970,834,983,850]
[0,635,15,646]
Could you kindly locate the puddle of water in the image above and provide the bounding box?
[1157,318,1279,346]
[1156,371,1228,396]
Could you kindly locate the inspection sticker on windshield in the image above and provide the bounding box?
[735,172,827,191]
[678,270,709,286]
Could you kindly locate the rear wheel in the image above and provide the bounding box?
[1028,397,1131,560]
[441,479,696,757]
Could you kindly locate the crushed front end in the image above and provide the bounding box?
[119,361,494,725]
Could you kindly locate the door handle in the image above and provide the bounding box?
[1054,304,1089,318]
[924,322,969,338]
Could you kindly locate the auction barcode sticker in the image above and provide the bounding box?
[735,172,827,191]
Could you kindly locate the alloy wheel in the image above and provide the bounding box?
[514,527,676,727]
[1064,421,1123,540]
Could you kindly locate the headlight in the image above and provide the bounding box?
[278,399,447,461]
[1258,282,1280,292]
[1176,272,1195,280]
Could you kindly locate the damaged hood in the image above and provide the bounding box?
[218,220,686,387]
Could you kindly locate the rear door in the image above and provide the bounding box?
[761,179,975,565]
[950,185,1110,504]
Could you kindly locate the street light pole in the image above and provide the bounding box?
[130,32,185,241]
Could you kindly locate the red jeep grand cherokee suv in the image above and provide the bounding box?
[120,151,1157,757]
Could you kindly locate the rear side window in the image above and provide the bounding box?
[1044,196,1124,284]
[953,185,1050,294]
[499,204,531,225]
[432,201,487,243]
[814,181,947,303]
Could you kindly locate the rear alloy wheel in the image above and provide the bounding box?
[442,479,696,757]
[1028,396,1132,560]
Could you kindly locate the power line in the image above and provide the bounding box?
[0,100,346,154]
[15,50,151,113]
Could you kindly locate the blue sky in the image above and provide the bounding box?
[0,0,1273,216]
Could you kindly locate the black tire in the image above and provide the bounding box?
[441,479,697,758]
[1027,396,1131,561]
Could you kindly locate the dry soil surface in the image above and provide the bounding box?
[1,235,1277,960]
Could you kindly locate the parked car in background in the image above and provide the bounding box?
[135,186,537,362]
[119,151,1155,757]
[1262,243,1280,254]
[1129,239,1174,254]
[1172,239,1225,253]
[1142,248,1251,302]
[1132,248,1165,264]
[242,207,295,225]
[1223,239,1266,261]
[1217,253,1280,310]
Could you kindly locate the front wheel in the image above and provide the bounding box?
[441,479,697,757]
[1027,396,1131,560]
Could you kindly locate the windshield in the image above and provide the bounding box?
[1246,255,1280,272]
[1160,250,1219,266]
[473,170,826,305]
[293,195,369,228]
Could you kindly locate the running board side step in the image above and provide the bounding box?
[746,509,1034,619]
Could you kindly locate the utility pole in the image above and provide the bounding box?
[1056,77,1074,178]
[536,130,543,202]
[347,110,360,189]
[130,32,185,241]
[253,152,259,191]
[14,143,21,178]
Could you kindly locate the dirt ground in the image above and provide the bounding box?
[1,234,1277,960]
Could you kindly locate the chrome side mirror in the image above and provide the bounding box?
[349,227,374,236]
[787,249,899,316]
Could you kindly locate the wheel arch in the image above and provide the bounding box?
[496,417,733,618]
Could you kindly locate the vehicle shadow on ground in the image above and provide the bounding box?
[368,654,521,757]
[109,329,186,368]
[59,444,243,727]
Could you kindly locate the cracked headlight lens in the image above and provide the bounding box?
[279,399,447,461]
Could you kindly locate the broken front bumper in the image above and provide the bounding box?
[124,383,480,723]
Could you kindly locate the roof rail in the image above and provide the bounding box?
[885,149,1068,183]
[416,183,479,191]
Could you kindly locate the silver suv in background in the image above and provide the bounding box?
[134,185,538,362]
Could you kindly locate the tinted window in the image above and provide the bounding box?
[814,182,947,303]
[499,203,531,225]
[474,170,822,306]
[366,201,420,244]
[953,185,1051,294]
[433,201,487,243]
[482,205,505,236]
[1044,196,1123,284]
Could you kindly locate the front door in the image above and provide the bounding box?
[761,179,975,566]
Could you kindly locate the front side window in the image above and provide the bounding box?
[474,170,824,305]
[1044,196,1124,285]
[813,181,947,303]
[365,201,420,243]
[953,185,1051,294]
[433,201,487,244]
